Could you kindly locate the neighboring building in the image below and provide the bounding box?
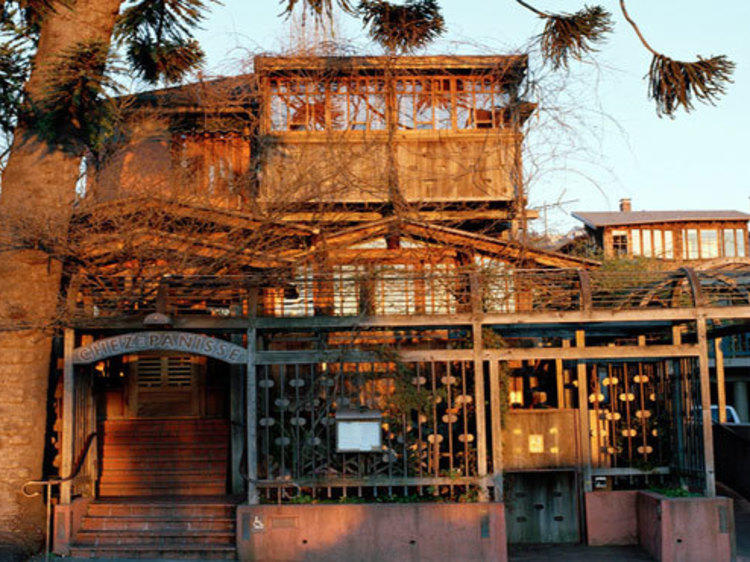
[572,198,750,264]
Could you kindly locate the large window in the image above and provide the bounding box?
[268,75,512,132]
[700,229,719,259]
[684,229,699,260]
[724,229,736,257]
[632,229,641,256]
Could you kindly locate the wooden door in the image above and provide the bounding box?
[131,354,203,418]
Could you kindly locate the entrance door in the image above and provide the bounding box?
[132,354,202,418]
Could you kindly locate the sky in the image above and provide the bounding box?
[192,1,750,234]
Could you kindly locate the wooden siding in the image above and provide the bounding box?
[259,131,518,204]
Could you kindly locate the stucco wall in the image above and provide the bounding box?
[236,502,507,562]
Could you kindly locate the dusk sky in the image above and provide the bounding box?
[193,1,749,233]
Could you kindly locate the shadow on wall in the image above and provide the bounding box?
[236,502,507,562]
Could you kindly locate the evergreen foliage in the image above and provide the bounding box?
[115,0,214,84]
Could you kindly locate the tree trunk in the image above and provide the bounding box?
[0,0,121,552]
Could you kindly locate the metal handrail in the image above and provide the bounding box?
[22,432,98,562]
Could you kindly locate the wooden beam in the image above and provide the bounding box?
[696,315,716,496]
[246,326,259,504]
[61,328,75,505]
[576,329,593,493]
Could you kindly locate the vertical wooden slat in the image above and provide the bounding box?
[715,337,727,424]
[576,329,593,493]
[696,315,717,496]
[61,328,75,505]
[246,326,259,504]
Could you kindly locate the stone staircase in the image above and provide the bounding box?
[69,497,238,559]
[98,418,229,496]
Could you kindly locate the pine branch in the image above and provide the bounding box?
[619,0,735,117]
[358,0,444,53]
[515,1,612,70]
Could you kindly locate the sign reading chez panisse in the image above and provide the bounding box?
[72,331,248,365]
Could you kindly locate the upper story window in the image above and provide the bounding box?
[268,75,512,133]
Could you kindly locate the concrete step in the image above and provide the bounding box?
[101,458,227,470]
[80,515,235,532]
[74,529,235,546]
[86,501,236,518]
[69,544,237,559]
[99,484,227,496]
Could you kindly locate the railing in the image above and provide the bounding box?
[22,432,98,562]
[64,267,750,322]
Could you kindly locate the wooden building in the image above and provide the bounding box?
[27,56,741,561]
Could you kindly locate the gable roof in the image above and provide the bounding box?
[309,217,599,269]
[572,210,750,229]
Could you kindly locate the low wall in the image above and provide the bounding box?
[636,492,735,562]
[52,497,91,556]
[236,502,507,562]
[585,491,638,546]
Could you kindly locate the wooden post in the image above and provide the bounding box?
[488,360,504,501]
[696,316,717,496]
[715,338,727,424]
[470,272,490,501]
[473,322,489,501]
[556,340,570,408]
[576,329,593,493]
[230,333,245,494]
[246,326,259,504]
[61,328,75,505]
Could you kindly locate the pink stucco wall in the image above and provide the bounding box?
[585,491,638,546]
[236,502,507,562]
[637,492,735,562]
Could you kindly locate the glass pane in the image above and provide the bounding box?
[723,229,736,257]
[631,229,641,256]
[664,231,674,259]
[737,229,746,257]
[700,229,719,258]
[653,230,663,258]
[642,229,652,257]
[687,229,699,260]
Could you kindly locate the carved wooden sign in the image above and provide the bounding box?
[72,331,248,365]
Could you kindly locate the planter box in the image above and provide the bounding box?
[636,492,735,562]
[236,502,507,562]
